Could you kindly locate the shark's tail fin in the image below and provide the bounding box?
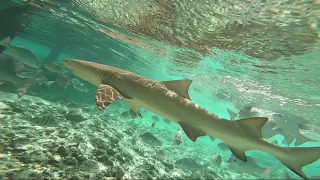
[275,146,320,180]
[0,37,11,47]
[16,78,47,97]
[295,132,318,146]
[227,108,238,120]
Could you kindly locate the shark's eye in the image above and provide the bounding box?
[279,114,283,117]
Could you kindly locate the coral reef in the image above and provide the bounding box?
[0,91,225,180]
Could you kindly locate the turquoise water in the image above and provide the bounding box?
[1,0,320,179]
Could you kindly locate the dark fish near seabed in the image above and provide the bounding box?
[174,158,210,175]
[162,118,171,124]
[0,54,46,97]
[139,132,162,147]
[56,75,70,89]
[151,115,159,127]
[43,62,67,74]
[120,109,139,119]
[30,114,58,127]
[0,37,41,69]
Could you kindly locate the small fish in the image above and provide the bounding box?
[227,105,258,120]
[44,81,56,88]
[56,75,70,89]
[0,54,46,97]
[43,62,67,74]
[174,158,209,175]
[0,37,41,69]
[120,109,139,119]
[155,149,165,160]
[151,115,159,127]
[152,115,159,122]
[71,78,81,84]
[227,154,276,178]
[17,71,46,79]
[283,170,320,180]
[139,132,162,147]
[151,121,156,128]
[162,118,171,124]
[272,113,318,146]
[217,142,229,152]
[30,114,58,127]
[72,82,89,93]
[174,128,183,145]
[212,152,222,166]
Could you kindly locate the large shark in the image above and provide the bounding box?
[62,59,320,180]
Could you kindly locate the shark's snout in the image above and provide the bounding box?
[62,59,79,70]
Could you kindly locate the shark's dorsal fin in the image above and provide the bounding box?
[237,117,268,138]
[124,99,142,118]
[227,108,238,120]
[179,122,206,142]
[226,144,248,162]
[95,84,123,110]
[161,80,192,100]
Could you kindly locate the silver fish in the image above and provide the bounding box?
[139,132,162,147]
[174,158,209,175]
[72,82,89,93]
[228,154,276,178]
[272,113,318,146]
[0,54,46,97]
[17,71,46,79]
[0,37,41,69]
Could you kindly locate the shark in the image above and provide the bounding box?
[62,59,320,180]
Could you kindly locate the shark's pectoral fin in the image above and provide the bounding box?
[226,144,248,162]
[161,80,192,100]
[237,117,269,138]
[95,84,124,110]
[124,99,142,118]
[179,122,206,142]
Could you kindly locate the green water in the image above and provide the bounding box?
[0,0,320,179]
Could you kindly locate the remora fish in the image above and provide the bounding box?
[0,37,41,69]
[0,54,46,97]
[62,59,320,180]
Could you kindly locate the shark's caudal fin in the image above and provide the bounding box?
[295,132,317,146]
[16,78,47,97]
[0,37,11,47]
[227,108,238,120]
[275,146,320,180]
